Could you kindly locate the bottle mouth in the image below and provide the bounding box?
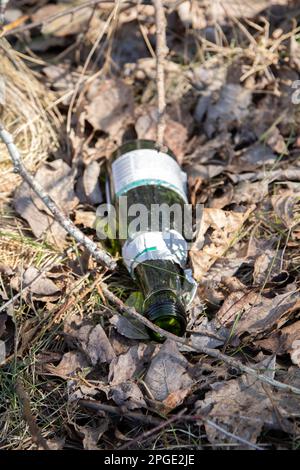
[144,296,187,342]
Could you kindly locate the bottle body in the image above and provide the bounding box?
[108,140,193,340]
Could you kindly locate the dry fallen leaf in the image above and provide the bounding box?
[22,266,60,297]
[191,318,229,350]
[48,351,89,378]
[110,381,146,410]
[144,340,193,408]
[74,210,96,229]
[195,356,282,449]
[14,160,78,248]
[204,84,252,138]
[271,190,300,229]
[109,314,149,340]
[256,321,300,367]
[109,343,155,386]
[216,290,300,342]
[76,420,109,450]
[67,322,116,366]
[43,64,80,105]
[190,207,254,281]
[253,248,282,285]
[85,78,134,140]
[135,106,188,162]
[232,180,269,204]
[209,0,272,23]
[32,4,104,40]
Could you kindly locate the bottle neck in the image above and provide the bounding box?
[143,289,187,341]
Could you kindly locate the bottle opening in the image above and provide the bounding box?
[144,294,187,342]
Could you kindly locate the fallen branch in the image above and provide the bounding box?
[120,412,263,451]
[0,123,116,271]
[79,400,162,426]
[1,0,135,37]
[154,0,168,148]
[81,397,263,450]
[102,283,300,396]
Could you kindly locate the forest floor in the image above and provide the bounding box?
[0,0,300,450]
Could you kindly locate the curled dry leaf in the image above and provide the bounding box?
[190,207,254,281]
[67,380,109,403]
[253,248,282,285]
[47,351,89,378]
[271,190,300,229]
[204,84,252,138]
[77,421,109,450]
[266,126,288,155]
[109,313,149,340]
[256,321,300,367]
[14,160,78,248]
[74,210,96,229]
[190,318,229,350]
[85,78,134,141]
[135,106,188,163]
[67,321,115,366]
[32,5,104,40]
[195,356,284,449]
[109,343,155,386]
[110,382,146,410]
[22,266,60,297]
[216,290,300,342]
[144,340,193,408]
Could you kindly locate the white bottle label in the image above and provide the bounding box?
[112,149,188,202]
[122,230,188,274]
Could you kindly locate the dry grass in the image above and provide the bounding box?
[0,38,61,206]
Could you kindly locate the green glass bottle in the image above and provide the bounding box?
[108,140,196,341]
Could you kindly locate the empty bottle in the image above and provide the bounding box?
[107,140,197,341]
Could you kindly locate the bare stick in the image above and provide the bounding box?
[1,1,133,37]
[154,0,168,148]
[102,283,300,396]
[79,400,162,426]
[0,124,116,271]
[0,0,8,24]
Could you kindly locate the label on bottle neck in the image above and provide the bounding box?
[112,149,188,202]
[122,230,187,274]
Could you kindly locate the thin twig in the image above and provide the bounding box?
[15,378,49,450]
[102,283,300,396]
[66,2,119,134]
[119,409,187,450]
[0,123,116,271]
[79,400,162,426]
[1,0,134,37]
[154,0,168,149]
[0,0,8,24]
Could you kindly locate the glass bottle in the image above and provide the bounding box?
[107,140,195,341]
